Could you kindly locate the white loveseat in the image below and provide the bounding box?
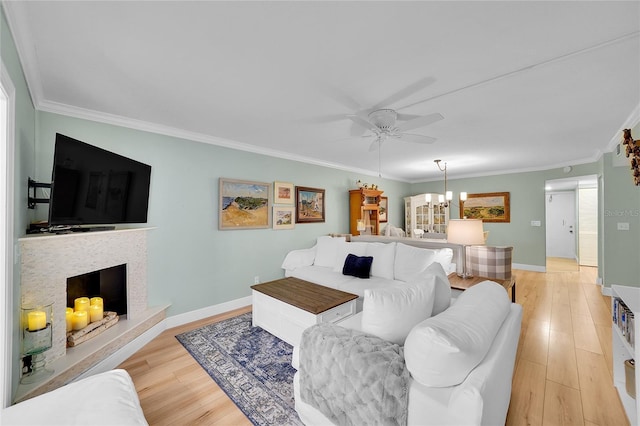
[281,236,457,312]
[292,281,523,426]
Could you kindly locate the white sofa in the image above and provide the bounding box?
[281,236,457,312]
[292,281,523,426]
[2,369,147,425]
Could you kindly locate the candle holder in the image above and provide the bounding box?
[20,303,54,384]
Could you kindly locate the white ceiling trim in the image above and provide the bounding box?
[606,102,640,152]
[1,1,44,107]
[39,97,608,186]
[37,99,401,181]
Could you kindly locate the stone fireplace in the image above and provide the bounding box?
[17,227,165,402]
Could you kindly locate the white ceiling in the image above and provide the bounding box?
[3,1,639,182]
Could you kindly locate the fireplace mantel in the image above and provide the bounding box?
[16,227,167,402]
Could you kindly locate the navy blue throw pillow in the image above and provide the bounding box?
[342,253,374,279]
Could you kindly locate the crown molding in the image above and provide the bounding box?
[37,99,408,183]
[1,1,44,107]
[607,102,640,152]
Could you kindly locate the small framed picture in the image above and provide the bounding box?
[273,206,295,229]
[295,186,325,223]
[274,181,294,205]
[379,196,388,223]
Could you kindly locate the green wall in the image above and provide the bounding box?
[410,163,603,268]
[34,112,411,315]
[601,123,640,288]
[1,5,37,401]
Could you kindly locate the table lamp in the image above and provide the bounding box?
[447,219,485,278]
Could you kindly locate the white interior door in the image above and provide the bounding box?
[578,188,598,266]
[546,191,577,258]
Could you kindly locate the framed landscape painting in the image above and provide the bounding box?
[295,186,325,223]
[273,206,295,229]
[219,178,271,230]
[460,192,510,223]
[379,196,388,223]
[274,181,294,205]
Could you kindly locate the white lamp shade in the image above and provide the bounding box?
[460,192,467,201]
[438,194,445,203]
[447,219,485,245]
[424,194,431,203]
[446,191,453,201]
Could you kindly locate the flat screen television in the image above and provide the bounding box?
[48,133,152,226]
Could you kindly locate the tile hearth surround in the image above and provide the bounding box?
[17,228,163,401]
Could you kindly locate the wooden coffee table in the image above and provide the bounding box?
[448,273,516,303]
[251,277,358,346]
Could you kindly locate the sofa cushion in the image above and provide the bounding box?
[332,242,368,272]
[365,242,396,280]
[394,243,437,282]
[361,275,436,345]
[342,254,374,279]
[404,280,511,387]
[407,262,451,316]
[314,236,345,267]
[432,247,454,273]
[289,265,355,290]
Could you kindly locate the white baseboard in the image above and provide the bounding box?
[165,296,252,329]
[73,296,252,382]
[513,263,546,272]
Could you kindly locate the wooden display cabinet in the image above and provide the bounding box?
[349,188,384,236]
[404,193,449,238]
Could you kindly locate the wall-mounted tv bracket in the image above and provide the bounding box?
[28,177,51,209]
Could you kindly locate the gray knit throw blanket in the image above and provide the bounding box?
[298,323,409,426]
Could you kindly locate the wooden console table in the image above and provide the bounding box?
[448,273,516,303]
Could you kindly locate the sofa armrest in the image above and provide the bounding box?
[447,303,522,425]
[2,369,147,425]
[281,246,316,272]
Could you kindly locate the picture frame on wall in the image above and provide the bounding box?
[219,178,271,230]
[274,181,294,205]
[379,196,388,223]
[295,186,325,223]
[273,206,295,229]
[459,192,510,223]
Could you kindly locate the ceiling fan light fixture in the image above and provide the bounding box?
[368,109,397,130]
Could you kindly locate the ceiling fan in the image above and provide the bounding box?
[348,108,444,151]
[316,77,444,151]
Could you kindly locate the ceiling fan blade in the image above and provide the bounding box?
[371,76,437,110]
[397,113,444,132]
[396,113,421,121]
[369,138,383,152]
[398,133,437,144]
[347,114,374,132]
[322,84,363,111]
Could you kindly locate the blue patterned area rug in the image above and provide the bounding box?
[176,312,303,426]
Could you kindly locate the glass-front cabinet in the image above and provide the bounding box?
[404,193,449,238]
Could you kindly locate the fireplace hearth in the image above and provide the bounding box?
[16,228,166,403]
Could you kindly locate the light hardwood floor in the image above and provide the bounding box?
[119,267,629,426]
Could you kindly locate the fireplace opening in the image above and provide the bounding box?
[67,264,127,317]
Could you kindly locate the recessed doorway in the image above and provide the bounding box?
[545,175,598,272]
